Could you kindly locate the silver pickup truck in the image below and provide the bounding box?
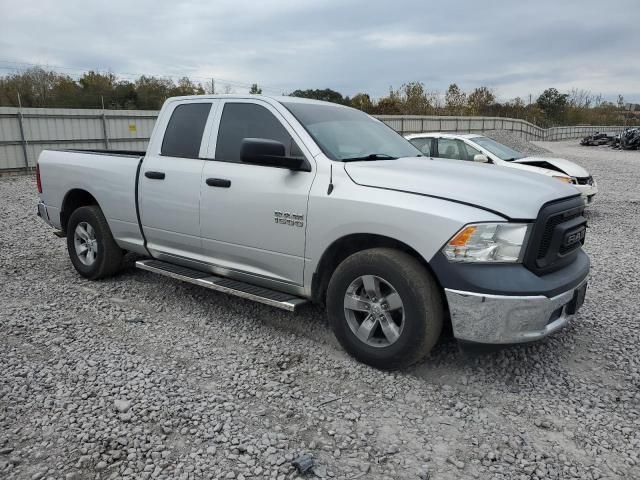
[36,95,590,368]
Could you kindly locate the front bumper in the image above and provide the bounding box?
[574,183,597,205]
[445,276,588,344]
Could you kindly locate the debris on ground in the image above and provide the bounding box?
[580,132,617,146]
[580,127,640,150]
[291,453,315,474]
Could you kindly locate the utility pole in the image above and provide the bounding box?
[17,92,30,169]
[100,95,110,150]
[210,78,216,95]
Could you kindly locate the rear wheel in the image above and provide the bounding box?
[326,248,443,369]
[66,206,123,280]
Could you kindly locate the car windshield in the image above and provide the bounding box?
[471,136,524,161]
[282,102,421,161]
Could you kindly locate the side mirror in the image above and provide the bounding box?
[240,138,309,171]
[473,154,490,163]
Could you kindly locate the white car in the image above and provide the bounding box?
[405,133,597,205]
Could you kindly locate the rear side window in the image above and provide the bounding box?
[215,103,296,163]
[161,103,212,158]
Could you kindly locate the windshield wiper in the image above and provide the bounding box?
[342,153,398,162]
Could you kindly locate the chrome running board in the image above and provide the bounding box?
[135,259,308,312]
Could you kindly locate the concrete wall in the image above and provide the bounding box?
[0,107,635,170]
[0,107,157,169]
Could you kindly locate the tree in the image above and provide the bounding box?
[350,93,374,112]
[400,81,432,115]
[112,81,137,109]
[0,67,78,107]
[171,77,204,97]
[445,83,466,115]
[290,88,348,104]
[467,86,495,115]
[78,71,117,107]
[536,88,568,123]
[374,92,403,114]
[373,82,434,115]
[135,76,174,109]
[0,68,629,127]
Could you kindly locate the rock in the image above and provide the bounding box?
[114,400,132,413]
[446,457,465,469]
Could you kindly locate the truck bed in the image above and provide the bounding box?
[37,149,146,253]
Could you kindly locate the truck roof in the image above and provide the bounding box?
[164,94,348,107]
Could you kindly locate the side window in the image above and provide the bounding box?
[410,138,432,156]
[462,142,481,161]
[161,103,212,158]
[215,103,300,163]
[437,138,464,160]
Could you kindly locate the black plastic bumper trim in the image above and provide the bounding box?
[430,249,590,298]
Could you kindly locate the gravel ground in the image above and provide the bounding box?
[484,131,551,156]
[1,140,639,480]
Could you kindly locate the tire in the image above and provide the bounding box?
[326,248,443,369]
[66,205,123,280]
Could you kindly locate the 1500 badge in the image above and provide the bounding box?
[274,211,304,227]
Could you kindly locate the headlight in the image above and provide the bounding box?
[442,223,530,263]
[553,175,574,184]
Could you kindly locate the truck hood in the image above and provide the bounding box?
[344,157,579,219]
[512,156,590,178]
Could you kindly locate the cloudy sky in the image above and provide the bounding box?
[1,0,639,102]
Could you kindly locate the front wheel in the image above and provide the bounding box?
[326,248,444,369]
[66,206,123,280]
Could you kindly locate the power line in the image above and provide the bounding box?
[0,59,287,94]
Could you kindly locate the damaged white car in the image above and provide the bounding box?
[405,133,597,205]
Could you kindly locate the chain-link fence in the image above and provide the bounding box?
[1,107,637,171]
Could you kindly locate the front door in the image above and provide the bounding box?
[199,100,315,286]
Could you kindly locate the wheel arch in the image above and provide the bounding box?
[60,188,99,233]
[311,233,448,313]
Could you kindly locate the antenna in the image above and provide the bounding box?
[327,164,334,195]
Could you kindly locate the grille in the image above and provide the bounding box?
[524,195,587,275]
[559,236,583,255]
[537,210,582,259]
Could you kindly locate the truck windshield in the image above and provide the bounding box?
[471,136,524,161]
[282,102,421,161]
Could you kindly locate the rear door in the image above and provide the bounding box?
[139,100,218,258]
[199,99,315,286]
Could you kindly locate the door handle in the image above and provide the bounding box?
[145,171,165,180]
[206,178,231,188]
